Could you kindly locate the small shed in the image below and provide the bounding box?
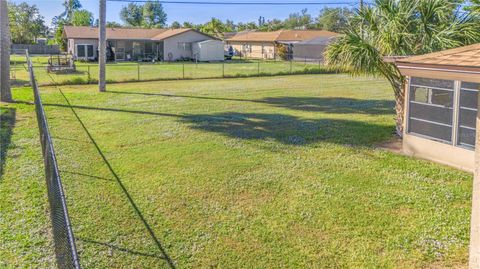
[192,40,224,62]
[292,36,337,62]
[395,44,480,171]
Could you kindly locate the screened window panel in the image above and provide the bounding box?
[459,108,476,129]
[408,118,452,142]
[459,90,477,109]
[462,82,480,90]
[408,77,454,143]
[410,87,453,107]
[411,77,454,89]
[458,127,475,148]
[77,45,85,57]
[409,102,452,125]
[458,82,479,149]
[87,45,94,57]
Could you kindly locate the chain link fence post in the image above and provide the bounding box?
[137,63,140,81]
[87,65,91,84]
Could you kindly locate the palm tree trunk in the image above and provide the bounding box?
[394,87,405,137]
[0,0,12,102]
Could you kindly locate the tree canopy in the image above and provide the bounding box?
[120,1,167,28]
[8,2,48,44]
[71,9,94,26]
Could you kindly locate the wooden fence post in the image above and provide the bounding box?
[137,63,140,81]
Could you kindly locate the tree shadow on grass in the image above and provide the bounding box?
[181,112,394,146]
[107,90,394,115]
[0,108,16,178]
[261,97,395,115]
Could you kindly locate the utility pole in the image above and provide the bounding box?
[98,0,106,92]
[469,103,480,268]
[0,0,12,102]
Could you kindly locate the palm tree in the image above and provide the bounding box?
[325,0,480,136]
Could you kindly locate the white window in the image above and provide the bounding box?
[407,77,478,149]
[76,44,94,58]
[177,42,192,51]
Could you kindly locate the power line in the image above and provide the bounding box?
[107,0,369,5]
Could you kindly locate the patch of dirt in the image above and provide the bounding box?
[376,135,403,154]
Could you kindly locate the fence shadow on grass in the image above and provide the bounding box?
[57,90,176,268]
[107,91,394,116]
[0,108,16,178]
[181,112,394,146]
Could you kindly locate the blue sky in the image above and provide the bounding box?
[11,0,359,27]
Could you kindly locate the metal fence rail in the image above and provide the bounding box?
[25,51,81,269]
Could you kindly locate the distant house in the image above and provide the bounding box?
[63,26,221,62]
[394,44,480,171]
[225,30,338,60]
[292,36,338,62]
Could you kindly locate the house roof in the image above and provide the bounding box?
[396,43,480,69]
[63,26,218,41]
[226,29,339,43]
[294,36,338,46]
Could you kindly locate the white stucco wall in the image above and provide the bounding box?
[162,31,213,61]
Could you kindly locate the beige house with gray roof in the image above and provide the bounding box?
[225,29,338,60]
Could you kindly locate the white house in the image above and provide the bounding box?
[63,26,221,62]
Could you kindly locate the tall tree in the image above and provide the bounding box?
[170,21,181,29]
[52,0,82,26]
[316,7,353,32]
[8,2,48,44]
[200,18,226,37]
[325,0,480,136]
[120,3,143,27]
[142,0,167,28]
[0,0,11,102]
[284,9,312,29]
[120,1,166,28]
[71,9,94,26]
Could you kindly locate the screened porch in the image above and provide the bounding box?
[108,40,163,61]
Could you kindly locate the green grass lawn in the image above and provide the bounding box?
[2,74,473,268]
[0,95,55,267]
[10,55,332,87]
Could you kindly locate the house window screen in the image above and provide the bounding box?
[408,77,454,143]
[77,45,85,57]
[87,45,94,57]
[458,82,479,149]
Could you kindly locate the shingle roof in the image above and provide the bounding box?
[396,43,480,68]
[63,26,216,41]
[226,29,339,43]
[294,36,338,45]
[227,30,282,42]
[277,30,338,41]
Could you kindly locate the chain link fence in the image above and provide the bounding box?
[10,56,338,87]
[25,51,81,269]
